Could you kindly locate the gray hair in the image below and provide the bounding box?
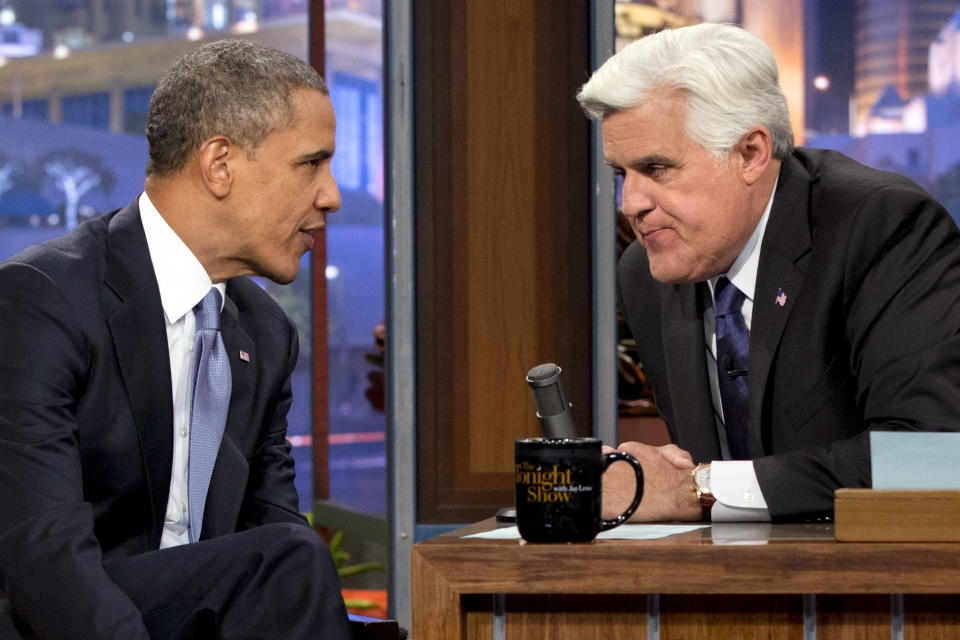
[145,39,328,176]
[577,23,794,160]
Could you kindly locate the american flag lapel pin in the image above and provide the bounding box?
[775,288,787,307]
[239,350,250,362]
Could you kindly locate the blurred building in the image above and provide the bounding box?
[811,5,960,190]
[1,1,311,50]
[614,0,805,144]
[0,22,43,58]
[853,0,958,135]
[804,0,855,136]
[0,5,379,135]
[928,7,960,127]
[0,1,381,201]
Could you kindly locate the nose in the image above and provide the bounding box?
[620,173,655,220]
[315,171,341,214]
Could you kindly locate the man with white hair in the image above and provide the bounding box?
[582,23,960,523]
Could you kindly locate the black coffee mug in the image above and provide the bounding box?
[514,437,644,543]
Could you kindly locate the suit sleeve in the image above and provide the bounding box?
[239,315,310,529]
[755,184,960,519]
[0,263,150,639]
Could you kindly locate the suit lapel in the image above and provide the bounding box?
[749,155,814,442]
[201,287,255,537]
[661,281,722,461]
[103,202,174,548]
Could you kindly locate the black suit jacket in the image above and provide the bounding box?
[0,201,308,637]
[618,148,960,520]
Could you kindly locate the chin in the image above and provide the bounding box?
[648,264,688,285]
[648,256,715,285]
[258,263,300,285]
[272,270,299,285]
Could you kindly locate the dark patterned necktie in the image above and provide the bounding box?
[714,277,753,459]
[188,288,232,542]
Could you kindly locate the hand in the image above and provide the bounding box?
[601,442,702,522]
[372,321,385,353]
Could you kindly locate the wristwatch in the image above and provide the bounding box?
[692,463,715,520]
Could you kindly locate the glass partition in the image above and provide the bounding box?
[0,0,319,511]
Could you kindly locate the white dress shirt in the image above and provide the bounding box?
[701,177,778,522]
[139,191,226,548]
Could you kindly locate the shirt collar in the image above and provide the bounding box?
[709,175,779,302]
[139,191,225,324]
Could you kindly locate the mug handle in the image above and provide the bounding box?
[598,452,644,531]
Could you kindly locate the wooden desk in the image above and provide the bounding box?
[411,519,960,639]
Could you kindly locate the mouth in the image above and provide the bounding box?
[638,226,672,247]
[298,228,318,250]
[299,219,327,246]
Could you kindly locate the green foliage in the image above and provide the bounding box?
[329,530,388,579]
[328,529,388,611]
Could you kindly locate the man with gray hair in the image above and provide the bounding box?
[583,23,960,523]
[0,40,350,638]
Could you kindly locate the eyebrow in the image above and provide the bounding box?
[295,149,334,163]
[622,154,677,171]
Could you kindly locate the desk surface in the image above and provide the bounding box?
[412,519,960,640]
[414,518,960,594]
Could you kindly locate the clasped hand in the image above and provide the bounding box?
[601,442,703,522]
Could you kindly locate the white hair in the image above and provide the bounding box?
[577,23,794,160]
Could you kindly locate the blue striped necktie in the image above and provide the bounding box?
[188,287,232,543]
[714,277,754,459]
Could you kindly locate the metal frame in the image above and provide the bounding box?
[385,0,416,630]
[591,0,618,445]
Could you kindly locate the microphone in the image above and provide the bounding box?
[525,363,579,439]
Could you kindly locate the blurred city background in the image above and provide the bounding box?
[0,0,386,518]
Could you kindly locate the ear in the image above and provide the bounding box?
[734,125,773,186]
[197,136,234,198]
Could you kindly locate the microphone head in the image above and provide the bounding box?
[526,363,565,417]
[525,363,578,438]
[526,362,561,386]
[527,362,562,387]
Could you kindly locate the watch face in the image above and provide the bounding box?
[695,466,710,490]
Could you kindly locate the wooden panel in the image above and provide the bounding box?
[462,1,538,475]
[618,415,671,446]
[462,597,493,640]
[414,520,960,594]
[411,545,464,640]
[835,490,960,542]
[817,594,889,640]
[660,594,802,640]
[461,594,647,640]
[414,0,593,523]
[905,595,960,640]
[505,595,647,640]
[412,521,960,639]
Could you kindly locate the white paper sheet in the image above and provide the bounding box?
[871,432,960,489]
[462,524,708,540]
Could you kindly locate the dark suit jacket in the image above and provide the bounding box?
[0,200,308,637]
[617,148,960,521]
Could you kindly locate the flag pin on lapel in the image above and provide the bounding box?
[775,288,787,307]
[239,350,250,362]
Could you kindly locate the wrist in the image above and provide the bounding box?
[691,462,715,521]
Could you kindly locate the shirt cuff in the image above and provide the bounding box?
[710,460,771,522]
